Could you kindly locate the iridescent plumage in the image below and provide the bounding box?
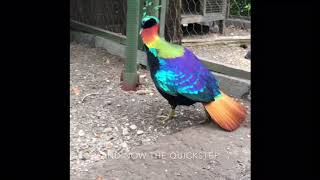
[154,49,221,102]
[140,16,246,131]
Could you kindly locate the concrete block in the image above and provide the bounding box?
[95,36,126,58]
[213,72,250,98]
[70,31,95,47]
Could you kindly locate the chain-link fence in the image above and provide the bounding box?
[164,0,251,42]
[70,0,250,41]
[70,0,251,72]
[165,0,227,42]
[162,0,251,71]
[70,0,127,35]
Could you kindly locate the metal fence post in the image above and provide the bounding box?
[121,0,140,91]
[138,0,145,51]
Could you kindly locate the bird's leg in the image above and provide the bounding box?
[170,104,178,118]
[157,105,177,123]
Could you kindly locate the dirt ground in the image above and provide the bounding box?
[70,42,251,180]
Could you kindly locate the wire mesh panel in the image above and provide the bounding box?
[164,0,230,43]
[163,0,251,41]
[164,0,183,43]
[204,0,227,15]
[70,0,127,35]
[224,0,251,34]
[163,0,251,72]
[181,0,201,15]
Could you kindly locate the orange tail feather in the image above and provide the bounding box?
[203,91,247,131]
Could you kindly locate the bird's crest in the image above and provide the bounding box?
[142,0,161,19]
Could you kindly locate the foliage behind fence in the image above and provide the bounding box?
[228,0,251,18]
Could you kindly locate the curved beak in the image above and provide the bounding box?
[139,28,143,35]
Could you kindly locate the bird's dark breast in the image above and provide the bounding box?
[144,45,160,79]
[144,45,197,107]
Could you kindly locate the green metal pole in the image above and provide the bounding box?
[138,0,145,51]
[122,0,140,91]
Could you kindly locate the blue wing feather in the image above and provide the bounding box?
[154,48,221,103]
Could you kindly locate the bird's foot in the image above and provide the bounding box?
[157,110,177,123]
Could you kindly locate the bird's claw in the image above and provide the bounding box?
[157,110,177,124]
[159,116,172,124]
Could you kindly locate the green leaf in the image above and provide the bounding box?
[153,5,162,10]
[244,3,251,11]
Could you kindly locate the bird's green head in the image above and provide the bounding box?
[140,16,160,44]
[141,16,159,29]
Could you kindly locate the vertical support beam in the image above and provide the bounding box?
[165,0,182,43]
[121,0,140,91]
[218,20,225,34]
[159,0,167,37]
[226,0,230,18]
[203,0,207,15]
[138,0,145,50]
[177,0,182,44]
